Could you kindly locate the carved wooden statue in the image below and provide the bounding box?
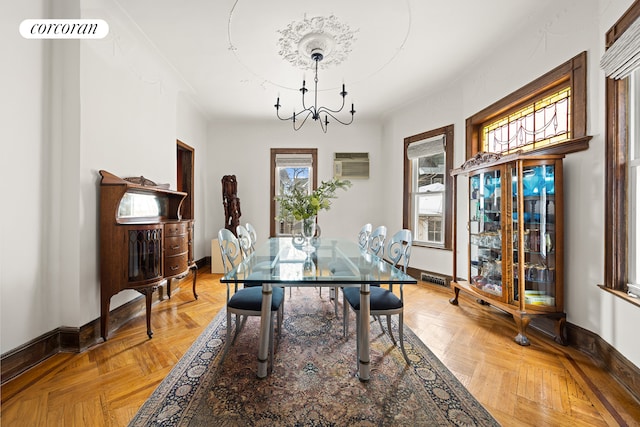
[222,175,241,236]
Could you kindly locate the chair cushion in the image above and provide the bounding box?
[228,286,284,311]
[343,286,403,311]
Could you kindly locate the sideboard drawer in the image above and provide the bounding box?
[164,254,188,277]
[165,221,187,237]
[165,236,188,256]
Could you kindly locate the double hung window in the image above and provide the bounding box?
[270,149,317,237]
[403,125,453,249]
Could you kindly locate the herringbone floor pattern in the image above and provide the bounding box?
[2,266,639,426]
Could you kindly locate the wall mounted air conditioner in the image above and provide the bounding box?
[333,152,369,179]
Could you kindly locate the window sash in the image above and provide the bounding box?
[412,152,445,245]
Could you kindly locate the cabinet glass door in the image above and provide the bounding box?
[513,164,557,306]
[469,169,503,297]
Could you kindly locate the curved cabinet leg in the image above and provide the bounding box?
[449,286,460,305]
[513,312,531,346]
[554,315,567,345]
[191,265,199,300]
[139,287,154,339]
[101,297,111,341]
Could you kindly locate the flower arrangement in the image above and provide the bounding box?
[275,178,352,221]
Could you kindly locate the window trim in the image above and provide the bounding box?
[466,51,590,159]
[604,1,640,293]
[403,124,454,250]
[270,148,318,237]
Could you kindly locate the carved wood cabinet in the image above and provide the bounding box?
[450,153,566,345]
[99,170,197,340]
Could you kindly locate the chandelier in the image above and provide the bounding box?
[274,48,355,133]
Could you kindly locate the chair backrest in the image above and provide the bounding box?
[387,229,412,273]
[358,223,372,250]
[218,228,243,274]
[368,225,387,258]
[245,222,258,248]
[236,225,253,259]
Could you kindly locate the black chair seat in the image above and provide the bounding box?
[342,286,403,311]
[228,286,284,311]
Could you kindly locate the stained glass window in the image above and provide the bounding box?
[482,88,571,154]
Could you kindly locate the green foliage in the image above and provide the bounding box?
[275,178,352,221]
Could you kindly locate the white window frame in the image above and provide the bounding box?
[408,135,446,246]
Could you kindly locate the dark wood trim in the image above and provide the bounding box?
[1,330,60,385]
[566,322,640,402]
[465,51,588,160]
[176,140,195,220]
[604,1,639,291]
[269,148,318,237]
[403,124,454,250]
[1,257,210,385]
[605,0,640,48]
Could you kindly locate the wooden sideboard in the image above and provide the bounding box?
[99,170,197,340]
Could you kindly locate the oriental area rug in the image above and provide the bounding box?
[129,287,500,426]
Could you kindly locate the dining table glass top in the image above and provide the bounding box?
[220,237,417,285]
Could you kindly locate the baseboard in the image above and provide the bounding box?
[566,322,640,401]
[1,257,208,385]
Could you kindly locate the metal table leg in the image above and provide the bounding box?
[257,282,272,378]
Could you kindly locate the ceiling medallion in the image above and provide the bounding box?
[277,15,358,70]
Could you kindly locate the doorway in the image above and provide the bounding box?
[177,140,195,220]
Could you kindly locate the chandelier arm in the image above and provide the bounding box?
[322,110,355,126]
[319,116,328,133]
[316,97,347,114]
[293,110,313,131]
[276,106,314,121]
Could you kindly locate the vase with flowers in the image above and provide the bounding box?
[275,178,351,251]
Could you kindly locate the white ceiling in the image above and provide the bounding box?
[110,0,555,122]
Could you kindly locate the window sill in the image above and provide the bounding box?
[413,242,451,251]
[526,136,592,156]
[598,284,640,308]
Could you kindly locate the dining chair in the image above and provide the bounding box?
[245,222,258,250]
[331,223,373,318]
[358,223,373,250]
[236,224,254,259]
[342,228,413,364]
[368,225,387,257]
[218,228,284,372]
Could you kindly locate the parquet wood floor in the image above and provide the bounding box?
[2,266,639,426]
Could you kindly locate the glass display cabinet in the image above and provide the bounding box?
[450,153,566,345]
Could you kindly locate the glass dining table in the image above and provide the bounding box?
[220,237,417,381]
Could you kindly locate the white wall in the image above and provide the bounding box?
[2,0,59,353]
[1,0,209,353]
[205,119,382,248]
[383,0,640,367]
